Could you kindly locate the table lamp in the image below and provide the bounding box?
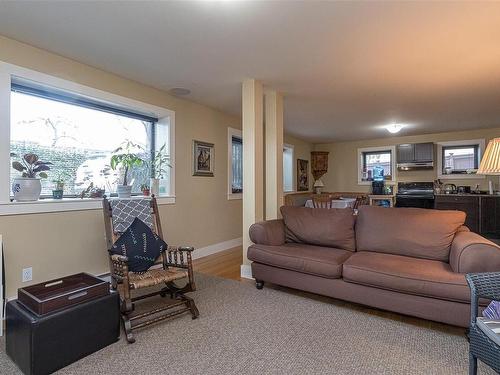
[477,138,500,195]
[313,179,324,194]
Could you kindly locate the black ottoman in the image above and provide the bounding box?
[6,292,120,375]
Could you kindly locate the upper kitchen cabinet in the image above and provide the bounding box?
[397,142,434,170]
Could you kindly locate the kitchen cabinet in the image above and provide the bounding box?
[396,142,434,166]
[480,197,500,237]
[434,195,479,233]
[434,195,500,238]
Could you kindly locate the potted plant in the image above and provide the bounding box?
[80,182,105,199]
[11,153,52,201]
[110,141,145,198]
[51,171,70,200]
[141,184,150,196]
[151,144,171,196]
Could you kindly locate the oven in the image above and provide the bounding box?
[395,182,435,209]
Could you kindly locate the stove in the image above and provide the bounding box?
[395,182,435,208]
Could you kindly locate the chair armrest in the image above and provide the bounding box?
[450,231,500,273]
[249,219,286,246]
[110,254,129,281]
[466,272,500,325]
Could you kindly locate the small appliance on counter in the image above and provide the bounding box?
[457,186,471,194]
[443,184,457,194]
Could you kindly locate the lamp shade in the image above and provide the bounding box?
[478,138,500,175]
[313,179,324,188]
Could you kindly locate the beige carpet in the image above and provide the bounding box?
[0,274,496,375]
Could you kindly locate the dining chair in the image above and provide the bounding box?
[312,195,332,208]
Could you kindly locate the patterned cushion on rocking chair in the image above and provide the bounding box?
[128,268,188,289]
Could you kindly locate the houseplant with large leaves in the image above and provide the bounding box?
[110,141,145,198]
[11,153,52,201]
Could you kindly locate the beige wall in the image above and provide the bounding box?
[284,133,314,192]
[0,35,242,297]
[314,127,500,193]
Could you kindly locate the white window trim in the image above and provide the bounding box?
[357,145,397,185]
[227,127,242,200]
[283,143,295,193]
[0,61,176,215]
[437,139,485,180]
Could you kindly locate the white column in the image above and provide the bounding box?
[265,90,284,219]
[242,79,264,274]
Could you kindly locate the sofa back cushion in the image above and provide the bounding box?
[356,205,466,261]
[280,206,356,251]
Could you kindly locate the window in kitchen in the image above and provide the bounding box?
[437,139,485,179]
[9,81,171,198]
[227,127,242,199]
[357,146,396,184]
[283,144,294,192]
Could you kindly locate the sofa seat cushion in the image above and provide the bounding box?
[356,205,466,261]
[248,243,352,279]
[343,252,469,302]
[280,206,356,251]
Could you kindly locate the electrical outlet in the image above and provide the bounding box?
[22,267,32,282]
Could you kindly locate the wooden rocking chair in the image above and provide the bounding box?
[103,196,199,343]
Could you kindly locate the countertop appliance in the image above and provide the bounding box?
[443,184,457,194]
[395,182,435,208]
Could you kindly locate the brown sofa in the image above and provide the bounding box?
[247,205,500,327]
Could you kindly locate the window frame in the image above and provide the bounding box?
[437,139,485,180]
[283,143,294,193]
[227,127,242,200]
[0,61,176,215]
[357,145,396,185]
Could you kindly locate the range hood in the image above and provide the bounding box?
[397,162,434,170]
[396,142,434,170]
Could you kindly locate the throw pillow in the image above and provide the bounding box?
[110,217,166,273]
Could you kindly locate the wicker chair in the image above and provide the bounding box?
[466,272,500,374]
[103,196,199,343]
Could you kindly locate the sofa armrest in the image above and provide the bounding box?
[450,230,500,273]
[249,219,285,246]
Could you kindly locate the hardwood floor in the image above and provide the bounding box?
[193,246,465,335]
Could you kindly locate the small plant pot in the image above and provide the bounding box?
[142,189,150,196]
[117,185,132,198]
[52,190,64,199]
[12,177,42,202]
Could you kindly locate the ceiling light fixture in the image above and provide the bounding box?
[385,123,404,134]
[169,87,191,96]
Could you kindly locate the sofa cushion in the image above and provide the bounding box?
[248,243,352,279]
[356,205,466,261]
[280,206,356,251]
[343,251,469,303]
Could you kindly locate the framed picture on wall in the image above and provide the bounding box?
[193,140,215,176]
[297,159,309,191]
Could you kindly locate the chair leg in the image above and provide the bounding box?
[469,352,477,375]
[256,279,264,289]
[122,314,136,344]
[182,295,199,319]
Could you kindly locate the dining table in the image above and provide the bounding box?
[304,197,356,209]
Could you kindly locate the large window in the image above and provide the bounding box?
[283,144,294,192]
[10,86,158,197]
[357,146,396,185]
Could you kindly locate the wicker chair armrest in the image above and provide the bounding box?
[466,272,500,325]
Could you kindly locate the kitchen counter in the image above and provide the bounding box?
[434,193,500,197]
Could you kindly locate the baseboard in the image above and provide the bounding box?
[192,237,243,260]
[240,264,253,280]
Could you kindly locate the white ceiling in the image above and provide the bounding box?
[1,1,500,142]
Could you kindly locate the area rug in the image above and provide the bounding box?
[0,274,495,375]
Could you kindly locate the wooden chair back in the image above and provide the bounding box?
[312,195,332,208]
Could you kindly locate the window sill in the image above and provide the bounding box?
[228,193,242,200]
[0,196,176,216]
[437,174,485,180]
